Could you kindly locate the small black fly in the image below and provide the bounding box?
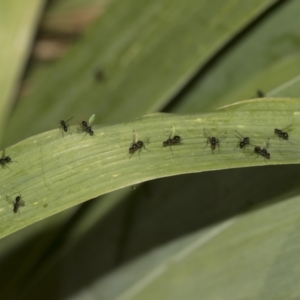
[6,195,25,214]
[163,126,181,154]
[274,124,292,141]
[80,114,95,136]
[204,129,226,154]
[252,139,271,160]
[59,117,74,133]
[235,131,250,150]
[0,150,12,169]
[129,130,147,158]
[257,90,265,98]
[94,69,105,82]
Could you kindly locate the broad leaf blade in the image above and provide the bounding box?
[3,0,273,147]
[88,193,300,300]
[0,0,45,141]
[178,0,300,112]
[0,98,299,239]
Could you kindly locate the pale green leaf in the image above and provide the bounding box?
[269,74,300,98]
[3,0,273,147]
[87,193,300,300]
[1,98,299,239]
[0,0,45,139]
[178,0,300,112]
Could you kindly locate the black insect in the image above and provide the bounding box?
[235,131,250,150]
[204,129,226,153]
[163,126,181,153]
[274,125,292,141]
[80,121,94,136]
[252,138,271,160]
[261,148,270,159]
[0,150,12,168]
[129,130,146,158]
[94,69,105,82]
[253,146,270,160]
[59,117,74,133]
[274,128,288,140]
[6,195,25,214]
[60,117,74,133]
[257,90,265,97]
[80,114,95,136]
[163,136,181,147]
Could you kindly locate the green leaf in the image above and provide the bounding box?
[269,73,300,98]
[87,192,300,300]
[1,1,299,298]
[1,98,299,239]
[0,0,45,140]
[0,0,275,263]
[3,0,273,147]
[178,0,300,112]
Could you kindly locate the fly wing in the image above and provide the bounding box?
[281,124,293,132]
[218,131,227,139]
[88,114,96,126]
[263,138,270,149]
[235,130,244,139]
[203,128,210,138]
[66,116,74,123]
[19,199,25,207]
[169,126,175,139]
[132,130,138,143]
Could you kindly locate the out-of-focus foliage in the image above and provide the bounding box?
[1,1,300,299]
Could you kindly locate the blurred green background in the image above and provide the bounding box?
[1,0,300,299]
